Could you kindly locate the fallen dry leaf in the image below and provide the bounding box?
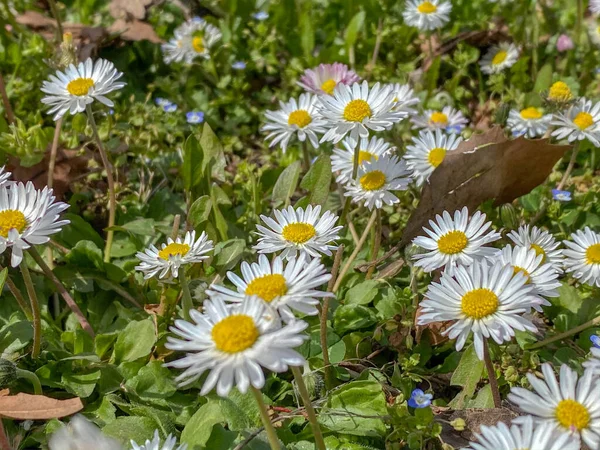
[108,0,153,20]
[0,393,83,419]
[399,127,571,247]
[108,19,162,44]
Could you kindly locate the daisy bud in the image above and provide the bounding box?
[499,203,519,229]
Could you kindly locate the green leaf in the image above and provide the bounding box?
[125,361,177,402]
[65,241,104,270]
[272,161,302,207]
[189,195,212,226]
[213,239,246,271]
[448,345,484,409]
[103,416,157,446]
[533,63,553,93]
[181,401,227,448]
[426,56,442,93]
[334,304,378,335]
[58,213,104,249]
[0,321,32,354]
[113,319,156,364]
[299,8,314,59]
[120,218,156,236]
[318,380,387,436]
[467,384,495,408]
[61,369,101,398]
[345,280,379,305]
[299,154,332,206]
[0,268,8,293]
[200,123,226,181]
[553,282,583,314]
[182,135,203,192]
[344,11,366,48]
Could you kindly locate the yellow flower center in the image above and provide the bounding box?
[573,112,594,130]
[586,243,600,264]
[548,81,573,102]
[437,230,468,255]
[358,151,378,165]
[321,79,337,95]
[530,244,547,263]
[158,243,190,260]
[461,288,499,319]
[211,314,259,353]
[428,147,447,168]
[513,266,531,283]
[555,399,590,431]
[66,77,94,96]
[192,36,204,53]
[245,274,288,302]
[288,110,312,128]
[417,1,438,13]
[359,170,386,191]
[430,112,448,126]
[492,50,508,66]
[281,223,316,244]
[520,107,543,120]
[343,99,372,122]
[0,210,27,238]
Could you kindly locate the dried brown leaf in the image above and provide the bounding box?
[0,393,83,419]
[108,19,162,44]
[108,0,153,20]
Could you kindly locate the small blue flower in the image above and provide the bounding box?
[108,108,114,115]
[186,111,205,124]
[232,61,247,70]
[163,103,178,113]
[253,11,269,20]
[408,389,432,408]
[155,97,172,106]
[445,125,464,134]
[552,189,572,202]
[511,129,527,138]
[191,16,205,24]
[591,335,600,348]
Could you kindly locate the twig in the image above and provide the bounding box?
[171,214,181,240]
[528,314,600,350]
[47,118,63,189]
[347,217,359,245]
[2,268,32,319]
[0,73,15,125]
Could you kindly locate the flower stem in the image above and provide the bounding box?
[85,105,116,263]
[15,368,42,395]
[557,142,580,191]
[366,209,382,280]
[47,0,63,40]
[576,0,583,47]
[483,339,501,408]
[28,247,95,337]
[302,140,310,172]
[179,270,193,321]
[250,386,281,450]
[528,314,600,350]
[291,366,326,450]
[0,265,32,320]
[19,264,41,358]
[531,0,539,80]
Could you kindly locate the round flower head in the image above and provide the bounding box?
[297,63,361,96]
[41,58,125,121]
[0,167,11,186]
[593,0,600,14]
[404,129,463,186]
[411,207,501,272]
[556,34,575,53]
[135,231,213,280]
[262,93,327,152]
[588,20,600,47]
[552,189,572,202]
[389,82,420,114]
[232,61,246,70]
[162,18,222,64]
[547,81,574,104]
[408,389,433,408]
[319,81,408,144]
[402,0,452,31]
[166,296,308,397]
[206,253,332,322]
[0,182,69,268]
[551,97,600,146]
[563,227,600,287]
[507,225,564,269]
[479,43,520,75]
[465,415,580,450]
[255,205,342,260]
[49,415,121,450]
[186,111,204,124]
[331,136,395,184]
[509,363,600,449]
[419,259,539,360]
[506,107,553,138]
[344,154,411,210]
[412,106,468,132]
[131,430,187,450]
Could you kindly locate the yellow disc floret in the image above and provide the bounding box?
[192,36,204,53]
[245,274,288,302]
[0,210,27,238]
[548,81,573,102]
[492,50,508,66]
[417,1,438,13]
[437,230,468,255]
[513,266,531,283]
[359,170,386,191]
[358,151,377,165]
[555,399,590,431]
[66,77,94,96]
[321,79,337,95]
[343,99,372,122]
[212,315,259,353]
[158,243,190,260]
[461,288,499,319]
[429,112,448,126]
[520,107,543,120]
[586,243,600,264]
[573,112,594,130]
[530,244,547,263]
[282,223,316,244]
[428,147,447,168]
[288,110,312,128]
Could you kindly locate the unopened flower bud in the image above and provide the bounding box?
[450,418,466,431]
[0,359,18,387]
[499,203,519,230]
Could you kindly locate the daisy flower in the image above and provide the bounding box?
[411,106,468,132]
[588,20,600,47]
[551,97,600,146]
[262,93,327,152]
[0,167,11,186]
[41,58,125,121]
[388,82,420,114]
[254,205,342,260]
[506,107,553,138]
[509,363,600,449]
[465,415,580,450]
[331,136,395,184]
[411,207,501,272]
[403,129,463,186]
[344,155,411,210]
[49,415,121,450]
[402,0,452,31]
[166,296,307,396]
[297,63,361,96]
[162,18,222,64]
[135,231,213,280]
[206,253,332,322]
[547,81,574,104]
[319,81,407,144]
[583,336,600,375]
[418,259,539,360]
[479,43,520,75]
[131,430,187,450]
[593,0,600,14]
[563,227,600,287]
[0,182,69,268]
[507,225,564,269]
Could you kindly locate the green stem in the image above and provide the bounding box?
[1,266,32,320]
[366,209,382,280]
[20,264,41,358]
[341,144,362,224]
[15,368,42,395]
[291,366,326,450]
[47,0,63,40]
[302,140,310,172]
[576,0,583,47]
[483,339,501,408]
[528,314,600,350]
[250,387,281,450]
[531,0,539,80]
[86,105,116,263]
[179,270,194,321]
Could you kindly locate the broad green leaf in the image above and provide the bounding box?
[189,195,212,226]
[533,63,553,93]
[200,123,226,181]
[426,56,441,93]
[272,161,302,207]
[120,218,156,236]
[448,345,484,409]
[182,135,203,192]
[334,305,378,335]
[61,369,101,398]
[553,282,584,314]
[181,401,226,448]
[125,361,178,402]
[299,154,332,206]
[0,321,32,354]
[345,280,379,305]
[57,214,104,249]
[113,319,156,364]
[467,384,495,408]
[344,11,366,48]
[103,416,157,446]
[65,241,104,270]
[0,268,8,293]
[213,239,245,270]
[299,8,314,59]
